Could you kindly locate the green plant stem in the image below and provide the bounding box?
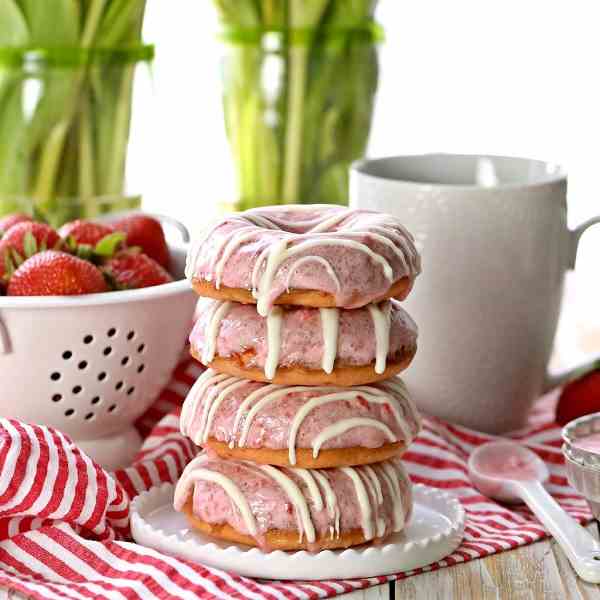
[78,93,95,215]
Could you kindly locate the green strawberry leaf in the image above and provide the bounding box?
[10,248,23,267]
[3,253,14,280]
[76,244,94,261]
[94,232,126,258]
[32,206,48,224]
[22,230,37,257]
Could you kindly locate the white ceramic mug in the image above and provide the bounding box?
[350,154,600,433]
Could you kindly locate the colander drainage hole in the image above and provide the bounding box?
[83,335,94,345]
[64,409,75,417]
[121,356,130,366]
[108,404,117,413]
[127,386,135,396]
[52,394,62,402]
[103,347,112,356]
[72,385,82,395]
[107,328,117,338]
[137,343,145,354]
[115,381,124,391]
[127,331,135,341]
[78,361,87,370]
[62,351,72,360]
[84,412,95,421]
[137,364,145,374]
[50,372,61,381]
[91,396,101,405]
[98,372,107,382]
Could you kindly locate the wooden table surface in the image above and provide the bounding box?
[335,524,600,599]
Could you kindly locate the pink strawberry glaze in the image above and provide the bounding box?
[181,373,420,451]
[185,206,421,311]
[175,453,413,548]
[190,299,417,371]
[573,433,600,454]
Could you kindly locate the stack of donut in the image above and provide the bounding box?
[175,205,422,552]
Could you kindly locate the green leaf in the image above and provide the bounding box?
[10,248,23,266]
[93,231,125,257]
[22,229,37,257]
[0,0,29,45]
[76,243,93,260]
[96,0,146,46]
[17,0,79,45]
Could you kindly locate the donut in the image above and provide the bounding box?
[179,369,421,469]
[190,298,417,384]
[185,205,421,315]
[174,453,413,552]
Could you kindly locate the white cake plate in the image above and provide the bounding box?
[130,483,465,581]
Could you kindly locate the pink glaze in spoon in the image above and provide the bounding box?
[469,440,600,583]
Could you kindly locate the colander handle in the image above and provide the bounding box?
[147,213,190,244]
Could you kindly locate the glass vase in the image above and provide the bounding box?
[219,19,382,209]
[0,46,153,223]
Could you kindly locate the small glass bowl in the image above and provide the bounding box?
[562,413,600,519]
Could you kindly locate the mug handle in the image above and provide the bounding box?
[544,216,600,390]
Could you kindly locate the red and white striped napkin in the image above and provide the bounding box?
[0,357,591,599]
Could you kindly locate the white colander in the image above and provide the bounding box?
[0,218,197,470]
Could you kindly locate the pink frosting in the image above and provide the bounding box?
[174,453,413,550]
[190,299,417,372]
[180,371,421,452]
[186,206,421,311]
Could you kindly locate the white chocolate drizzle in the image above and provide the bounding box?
[311,418,396,458]
[265,307,283,380]
[179,370,421,465]
[369,302,392,374]
[259,465,316,543]
[319,308,340,374]
[188,206,420,316]
[194,298,399,380]
[175,454,410,545]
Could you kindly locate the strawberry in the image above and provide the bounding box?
[102,251,173,290]
[0,222,61,281]
[112,214,170,268]
[0,213,32,235]
[7,251,108,296]
[59,220,115,247]
[555,364,600,425]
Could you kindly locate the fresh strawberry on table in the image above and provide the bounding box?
[0,222,61,282]
[7,250,108,296]
[0,213,32,235]
[102,250,173,290]
[112,214,170,268]
[555,363,600,425]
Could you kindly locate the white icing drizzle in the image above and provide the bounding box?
[311,418,396,458]
[183,370,420,463]
[363,465,384,505]
[312,470,340,539]
[174,455,259,537]
[319,308,340,374]
[291,468,324,511]
[358,468,385,537]
[368,303,392,374]
[188,206,421,316]
[284,256,341,293]
[180,370,232,437]
[265,307,284,380]
[341,467,374,540]
[379,462,405,530]
[260,465,316,543]
[201,301,232,364]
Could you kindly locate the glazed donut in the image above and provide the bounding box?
[186,205,421,315]
[190,298,417,385]
[174,453,413,552]
[179,369,421,469]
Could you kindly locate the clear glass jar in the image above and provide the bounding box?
[0,46,153,223]
[219,22,383,210]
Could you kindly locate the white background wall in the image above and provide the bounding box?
[134,0,600,365]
